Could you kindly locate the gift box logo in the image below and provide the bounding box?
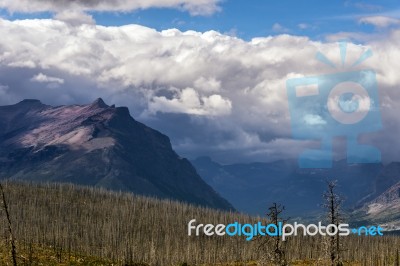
[286,42,382,168]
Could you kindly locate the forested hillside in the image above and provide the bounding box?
[0,182,398,265]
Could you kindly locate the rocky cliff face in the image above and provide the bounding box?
[371,182,400,205]
[352,182,400,232]
[0,99,233,211]
[351,167,400,231]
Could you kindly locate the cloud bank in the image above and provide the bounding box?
[0,0,221,16]
[0,18,399,163]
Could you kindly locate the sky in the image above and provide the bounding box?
[0,0,399,164]
[1,1,400,39]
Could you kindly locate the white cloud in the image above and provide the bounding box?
[148,87,231,115]
[359,16,400,28]
[0,0,221,16]
[31,73,65,84]
[194,77,221,92]
[0,18,399,162]
[54,10,95,26]
[303,114,327,125]
[272,23,290,33]
[325,31,377,42]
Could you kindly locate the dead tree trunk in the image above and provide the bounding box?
[260,202,288,266]
[323,180,343,266]
[0,183,17,266]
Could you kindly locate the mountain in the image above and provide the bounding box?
[191,156,384,217]
[361,162,400,203]
[0,99,233,211]
[352,175,400,232]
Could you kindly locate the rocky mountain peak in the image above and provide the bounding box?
[89,98,109,109]
[13,99,47,110]
[18,99,42,104]
[0,99,233,211]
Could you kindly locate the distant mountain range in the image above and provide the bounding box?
[0,99,233,211]
[191,157,400,227]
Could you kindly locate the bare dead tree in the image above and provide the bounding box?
[258,202,288,266]
[0,182,17,266]
[323,180,344,266]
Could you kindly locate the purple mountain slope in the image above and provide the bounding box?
[0,99,233,211]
